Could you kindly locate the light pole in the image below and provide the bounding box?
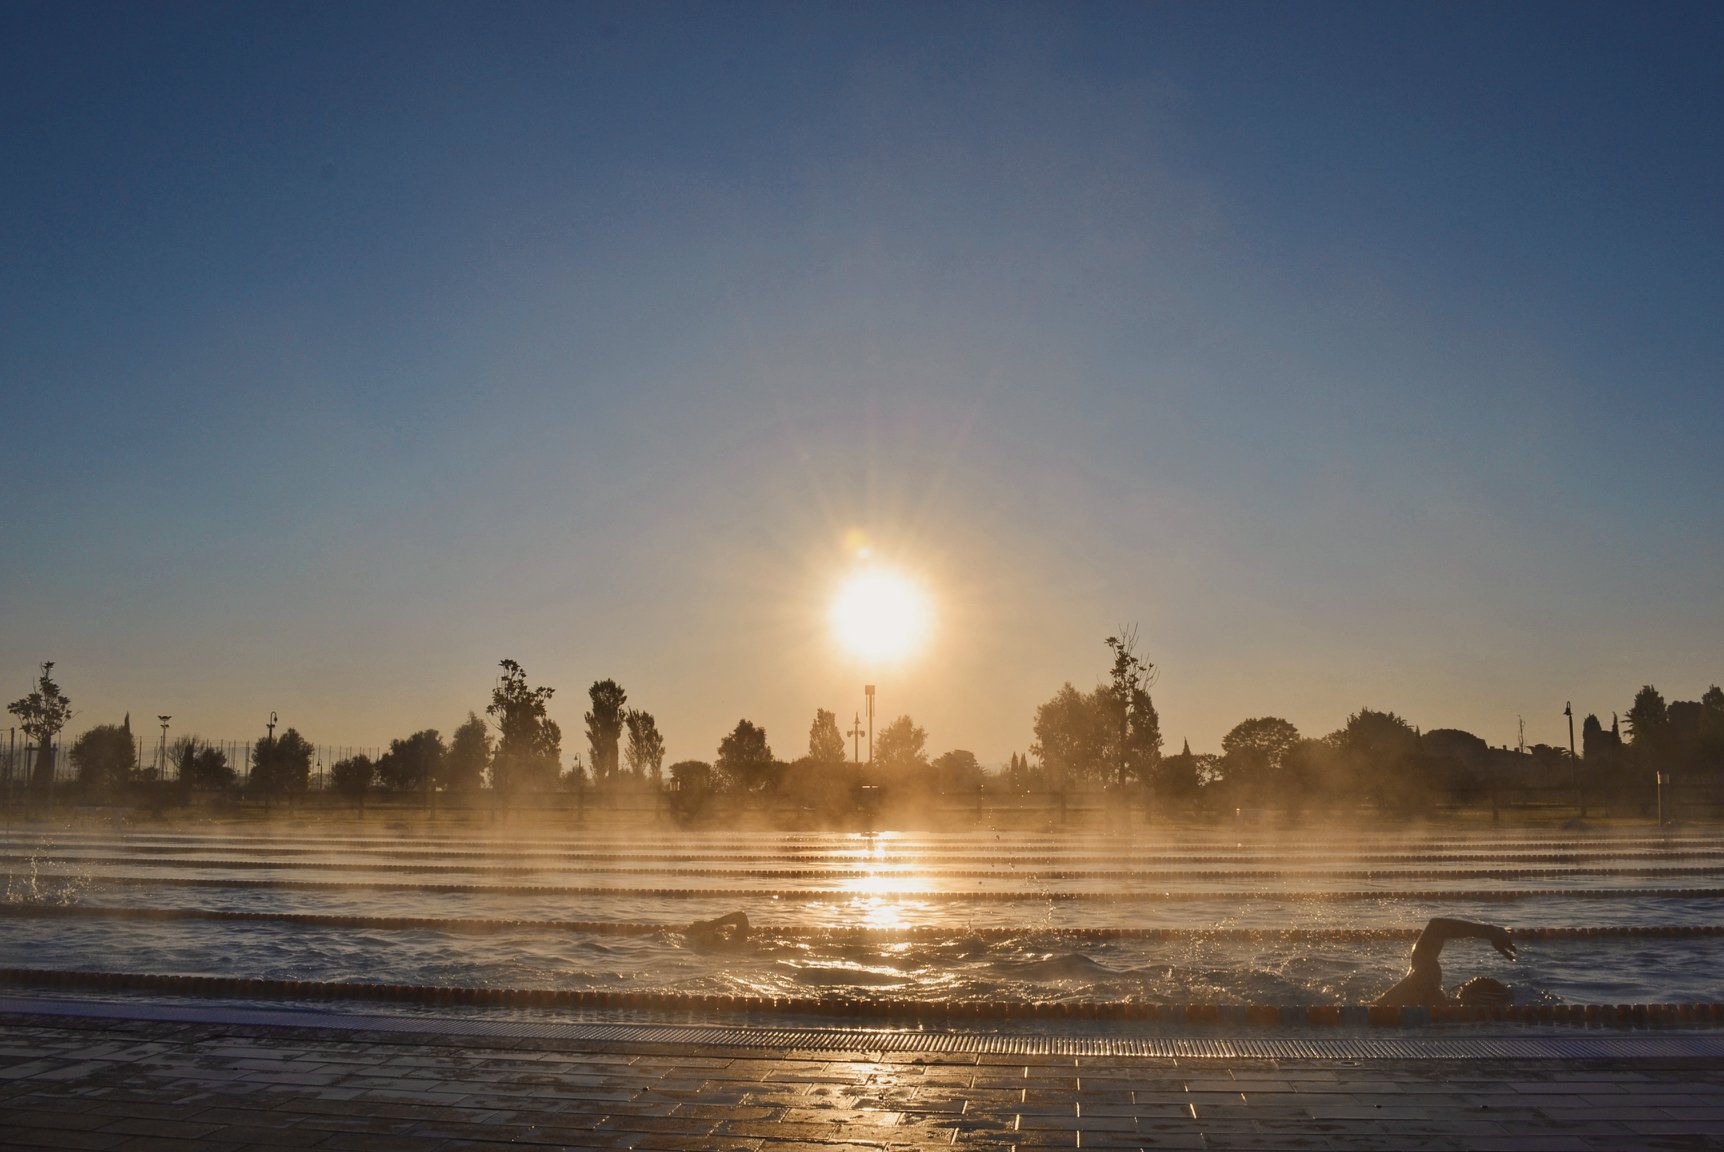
[157,716,171,782]
[847,712,864,764]
[864,685,875,765]
[1565,702,1583,818]
[261,711,277,801]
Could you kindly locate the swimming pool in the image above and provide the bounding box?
[4,822,1722,1013]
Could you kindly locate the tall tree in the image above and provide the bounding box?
[1626,685,1668,745]
[1031,682,1111,786]
[807,708,845,764]
[585,679,628,783]
[1581,713,1606,757]
[442,712,491,793]
[487,659,560,794]
[8,662,73,792]
[1150,739,1204,804]
[71,723,136,796]
[624,709,666,783]
[1105,629,1162,787]
[1335,708,1420,808]
[716,719,775,792]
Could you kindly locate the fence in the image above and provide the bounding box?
[0,734,385,801]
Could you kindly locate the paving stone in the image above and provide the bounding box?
[7,1009,1724,1150]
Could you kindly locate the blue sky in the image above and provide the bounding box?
[3,1,1720,765]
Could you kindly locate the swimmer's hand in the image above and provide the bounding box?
[1489,925,1516,962]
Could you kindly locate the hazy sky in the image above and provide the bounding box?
[4,1,1721,766]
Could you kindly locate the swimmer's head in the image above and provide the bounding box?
[1455,976,1513,1007]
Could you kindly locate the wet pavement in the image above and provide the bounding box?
[4,1000,1724,1150]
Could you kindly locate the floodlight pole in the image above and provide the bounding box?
[865,685,875,765]
[157,716,171,782]
[1566,701,1583,818]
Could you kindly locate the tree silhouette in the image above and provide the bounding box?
[1220,717,1300,802]
[1150,739,1205,805]
[624,709,665,783]
[173,737,234,791]
[487,659,560,794]
[443,712,491,792]
[932,749,983,793]
[716,719,775,792]
[1626,685,1668,756]
[8,662,72,792]
[1032,683,1110,786]
[586,679,628,783]
[330,754,374,813]
[252,728,314,799]
[1336,709,1420,811]
[1105,629,1161,787]
[808,708,845,764]
[874,714,929,780]
[71,723,136,797]
[377,729,445,793]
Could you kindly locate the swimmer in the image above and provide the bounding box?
[1374,917,1516,1008]
[686,911,750,946]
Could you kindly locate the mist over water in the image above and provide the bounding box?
[4,821,1722,1011]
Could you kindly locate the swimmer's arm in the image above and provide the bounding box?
[1409,918,1515,970]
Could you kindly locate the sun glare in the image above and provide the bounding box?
[830,566,932,664]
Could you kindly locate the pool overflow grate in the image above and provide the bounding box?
[6,995,1724,1060]
[2,968,1721,1030]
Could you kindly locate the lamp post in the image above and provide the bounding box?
[1565,702,1583,818]
[157,716,171,783]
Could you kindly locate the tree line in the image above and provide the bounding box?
[9,650,1724,818]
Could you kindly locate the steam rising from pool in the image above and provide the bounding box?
[5,823,1724,1010]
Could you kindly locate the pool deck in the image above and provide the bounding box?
[4,999,1724,1150]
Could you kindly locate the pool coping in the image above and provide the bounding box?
[9,994,1724,1061]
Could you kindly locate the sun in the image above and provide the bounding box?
[830,566,932,664]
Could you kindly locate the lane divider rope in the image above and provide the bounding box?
[12,854,1724,881]
[4,903,1721,941]
[27,875,1724,901]
[0,966,1715,1030]
[13,833,1720,852]
[13,844,1724,865]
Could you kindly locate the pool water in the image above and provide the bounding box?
[3,824,1722,1008]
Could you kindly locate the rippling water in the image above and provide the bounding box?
[4,822,1723,1007]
